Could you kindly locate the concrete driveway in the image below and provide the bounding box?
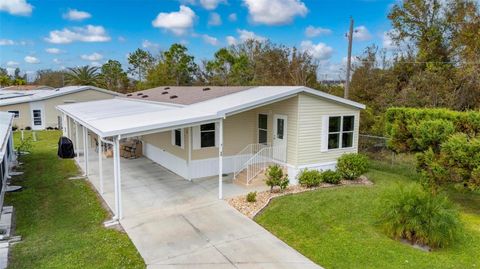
[82,154,320,268]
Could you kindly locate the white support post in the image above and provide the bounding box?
[83,126,89,176]
[187,127,192,181]
[98,137,104,194]
[112,137,119,220]
[218,119,223,199]
[115,136,123,219]
[75,122,79,160]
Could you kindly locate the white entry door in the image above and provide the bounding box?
[273,114,287,163]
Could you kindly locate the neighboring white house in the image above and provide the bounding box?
[57,86,365,219]
[0,86,120,130]
[0,112,15,214]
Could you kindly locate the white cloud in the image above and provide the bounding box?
[63,9,91,21]
[226,29,267,46]
[45,48,63,54]
[0,0,33,16]
[152,5,196,36]
[228,13,237,22]
[90,61,101,67]
[0,39,14,45]
[142,40,160,50]
[24,55,40,64]
[382,31,395,50]
[202,34,219,46]
[45,25,111,44]
[208,12,222,26]
[199,0,225,10]
[118,36,126,42]
[353,25,372,41]
[53,58,62,64]
[243,0,308,25]
[7,61,19,67]
[300,40,333,60]
[81,52,103,61]
[305,25,332,38]
[6,68,15,76]
[226,36,237,46]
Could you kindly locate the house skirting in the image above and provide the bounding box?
[287,161,337,185]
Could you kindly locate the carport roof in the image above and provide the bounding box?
[0,112,13,160]
[57,86,365,138]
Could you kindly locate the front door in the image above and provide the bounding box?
[273,114,287,162]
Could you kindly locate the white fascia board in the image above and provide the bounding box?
[0,113,14,160]
[56,105,107,138]
[301,87,366,109]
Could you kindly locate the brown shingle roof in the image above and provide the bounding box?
[1,85,54,91]
[125,86,253,105]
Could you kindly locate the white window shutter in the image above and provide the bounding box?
[321,115,329,152]
[171,130,175,146]
[192,126,201,150]
[214,122,219,147]
[180,129,185,149]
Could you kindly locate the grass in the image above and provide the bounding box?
[255,159,480,269]
[6,131,145,269]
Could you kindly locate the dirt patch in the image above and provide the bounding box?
[227,176,373,219]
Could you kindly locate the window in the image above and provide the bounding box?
[33,110,42,126]
[172,129,183,148]
[328,115,354,149]
[200,123,215,148]
[258,114,268,144]
[276,118,285,139]
[8,111,19,118]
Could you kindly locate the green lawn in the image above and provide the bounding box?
[255,161,480,269]
[6,131,145,269]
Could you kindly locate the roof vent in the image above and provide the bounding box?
[142,95,149,98]
[203,87,211,91]
[170,95,178,99]
[164,87,170,90]
[137,92,143,96]
[126,94,132,97]
[161,91,168,95]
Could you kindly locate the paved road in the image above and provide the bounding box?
[85,156,321,268]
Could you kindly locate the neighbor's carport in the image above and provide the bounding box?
[57,98,228,222]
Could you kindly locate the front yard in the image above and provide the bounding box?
[6,131,145,268]
[255,161,480,269]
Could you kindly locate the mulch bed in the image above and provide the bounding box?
[227,176,373,219]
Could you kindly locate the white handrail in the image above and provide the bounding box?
[243,144,286,185]
[233,143,269,179]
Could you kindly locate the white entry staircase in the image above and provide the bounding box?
[233,143,286,185]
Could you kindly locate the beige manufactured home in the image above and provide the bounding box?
[57,86,365,219]
[0,86,119,130]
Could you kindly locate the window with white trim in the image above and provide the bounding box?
[328,115,354,149]
[200,123,215,148]
[8,111,19,118]
[32,110,42,126]
[258,114,268,144]
[172,129,183,148]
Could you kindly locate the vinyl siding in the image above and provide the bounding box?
[297,93,360,166]
[0,103,31,129]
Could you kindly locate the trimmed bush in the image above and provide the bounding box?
[321,170,341,184]
[336,153,369,180]
[413,119,455,152]
[265,165,289,192]
[378,184,463,248]
[297,169,322,188]
[246,191,257,203]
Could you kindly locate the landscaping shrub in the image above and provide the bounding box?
[297,169,322,187]
[336,153,369,180]
[321,170,341,184]
[378,184,463,248]
[246,191,257,203]
[413,119,455,152]
[265,165,289,192]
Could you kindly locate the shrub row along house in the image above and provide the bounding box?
[0,85,119,130]
[56,86,365,220]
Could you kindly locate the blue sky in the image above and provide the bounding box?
[0,0,396,80]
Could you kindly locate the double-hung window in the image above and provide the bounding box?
[328,115,354,149]
[8,111,19,118]
[200,123,216,148]
[258,114,268,144]
[33,110,42,126]
[172,129,184,148]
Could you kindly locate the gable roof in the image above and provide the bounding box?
[0,85,120,106]
[0,85,54,91]
[58,86,365,138]
[125,86,252,105]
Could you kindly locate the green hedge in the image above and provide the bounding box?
[385,107,480,152]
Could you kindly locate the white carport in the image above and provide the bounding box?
[57,86,365,221]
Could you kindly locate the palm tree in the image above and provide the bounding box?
[64,65,101,86]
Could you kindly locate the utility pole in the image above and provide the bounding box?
[345,16,354,99]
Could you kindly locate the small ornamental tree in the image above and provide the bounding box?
[265,165,289,192]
